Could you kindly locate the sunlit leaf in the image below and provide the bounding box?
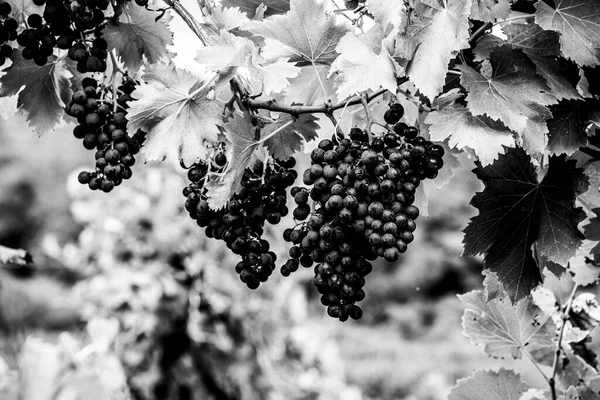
[126,63,224,165]
[104,4,173,71]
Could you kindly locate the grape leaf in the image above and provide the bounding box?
[0,244,32,265]
[473,34,505,62]
[220,0,290,17]
[244,56,301,95]
[568,240,600,286]
[201,4,250,32]
[425,102,515,165]
[535,0,600,67]
[395,0,472,100]
[196,30,255,70]
[503,23,581,100]
[458,46,557,156]
[104,4,173,72]
[205,112,261,209]
[0,51,78,135]
[583,208,600,255]
[531,345,598,389]
[366,0,404,31]
[448,368,528,400]
[459,275,555,358]
[577,161,600,214]
[547,100,599,155]
[262,114,319,160]
[244,0,351,66]
[126,63,224,165]
[470,0,511,22]
[463,147,586,301]
[196,30,300,95]
[329,29,399,99]
[282,65,338,106]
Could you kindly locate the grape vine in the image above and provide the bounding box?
[0,0,600,397]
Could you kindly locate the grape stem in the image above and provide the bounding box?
[162,0,210,46]
[467,22,493,46]
[549,283,579,400]
[360,92,374,137]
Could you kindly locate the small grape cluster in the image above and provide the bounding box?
[282,103,445,321]
[183,154,298,289]
[65,76,145,192]
[13,0,108,71]
[344,0,365,10]
[0,1,17,66]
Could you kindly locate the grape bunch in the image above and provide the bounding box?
[281,103,445,321]
[0,1,17,66]
[64,76,146,192]
[183,154,298,289]
[13,0,108,70]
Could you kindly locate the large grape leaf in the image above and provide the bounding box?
[463,147,587,301]
[104,4,173,71]
[535,0,600,67]
[329,29,399,99]
[448,369,528,400]
[395,0,472,100]
[503,23,581,100]
[244,0,351,66]
[205,112,261,209]
[0,51,78,135]
[459,275,555,358]
[425,102,515,165]
[220,0,289,17]
[262,114,319,160]
[547,100,598,155]
[458,46,558,156]
[126,63,224,165]
[470,0,511,22]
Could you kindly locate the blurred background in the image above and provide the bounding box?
[0,115,550,400]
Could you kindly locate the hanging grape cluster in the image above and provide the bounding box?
[280,103,444,321]
[13,0,110,70]
[0,1,17,66]
[182,149,297,289]
[64,76,146,192]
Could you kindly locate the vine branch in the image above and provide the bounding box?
[161,0,209,46]
[468,22,493,46]
[549,284,579,400]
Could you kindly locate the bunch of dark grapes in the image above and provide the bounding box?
[183,154,298,289]
[282,103,444,321]
[0,1,17,66]
[64,76,145,192]
[14,0,108,71]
